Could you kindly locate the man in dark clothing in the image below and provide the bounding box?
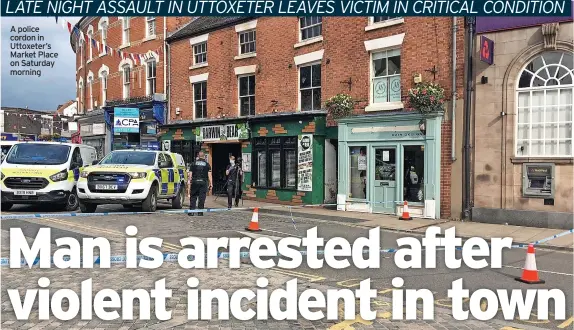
[225,155,243,208]
[187,151,212,216]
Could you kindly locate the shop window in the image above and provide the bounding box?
[239,75,255,116]
[403,145,424,203]
[122,65,131,99]
[239,30,256,55]
[147,60,157,96]
[193,42,207,65]
[193,81,207,119]
[299,17,322,41]
[372,49,401,104]
[516,51,573,157]
[349,146,367,199]
[146,16,156,37]
[253,137,297,189]
[122,17,130,45]
[300,64,321,111]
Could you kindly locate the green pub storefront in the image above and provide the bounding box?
[160,112,334,204]
[337,111,443,219]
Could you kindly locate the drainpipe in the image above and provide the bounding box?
[166,42,171,123]
[163,17,168,123]
[463,17,476,219]
[451,17,457,161]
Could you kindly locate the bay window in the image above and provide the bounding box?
[372,49,401,104]
[253,137,298,189]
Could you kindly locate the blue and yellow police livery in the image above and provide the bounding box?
[76,149,187,213]
[1,142,98,211]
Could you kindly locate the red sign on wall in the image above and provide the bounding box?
[480,36,494,65]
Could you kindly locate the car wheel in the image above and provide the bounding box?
[79,200,97,213]
[1,203,13,211]
[171,184,184,209]
[63,189,80,211]
[142,184,158,212]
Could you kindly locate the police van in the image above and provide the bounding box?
[1,142,98,211]
[76,149,187,213]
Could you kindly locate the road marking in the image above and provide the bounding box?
[336,279,364,288]
[500,327,522,330]
[329,315,372,330]
[503,265,573,277]
[261,228,305,239]
[41,218,182,252]
[237,231,284,241]
[271,269,325,282]
[558,317,573,328]
[481,299,488,312]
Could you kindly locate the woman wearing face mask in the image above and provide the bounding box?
[225,155,243,208]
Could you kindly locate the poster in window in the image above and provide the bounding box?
[297,134,313,191]
[383,150,390,161]
[373,77,387,103]
[241,152,251,172]
[357,155,367,170]
[389,76,401,102]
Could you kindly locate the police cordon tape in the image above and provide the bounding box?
[1,229,572,268]
[0,201,409,220]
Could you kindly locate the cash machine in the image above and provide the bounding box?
[522,163,554,200]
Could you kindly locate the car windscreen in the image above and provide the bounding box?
[5,144,71,165]
[99,151,156,166]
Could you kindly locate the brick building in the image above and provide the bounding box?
[161,17,465,218]
[470,17,573,228]
[71,16,192,153]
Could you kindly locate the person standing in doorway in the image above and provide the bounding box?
[225,155,243,208]
[187,151,212,216]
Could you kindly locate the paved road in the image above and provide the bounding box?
[1,207,572,329]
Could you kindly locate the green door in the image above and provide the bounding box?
[372,147,397,214]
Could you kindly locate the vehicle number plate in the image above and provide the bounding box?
[95,184,118,190]
[14,191,36,196]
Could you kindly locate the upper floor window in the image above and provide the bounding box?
[98,18,108,53]
[87,27,94,61]
[78,80,84,113]
[299,64,321,111]
[239,75,255,116]
[193,42,207,65]
[122,17,130,45]
[87,75,94,111]
[193,81,207,119]
[147,60,157,95]
[371,49,401,104]
[299,17,322,41]
[122,65,131,99]
[239,30,256,55]
[100,71,108,105]
[373,16,402,23]
[146,17,156,37]
[516,51,573,157]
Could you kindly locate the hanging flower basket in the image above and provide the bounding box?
[407,82,446,114]
[325,93,355,119]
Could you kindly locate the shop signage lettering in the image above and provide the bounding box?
[297,134,313,192]
[1,133,18,141]
[195,123,248,142]
[114,108,140,133]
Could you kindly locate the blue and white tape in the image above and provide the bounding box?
[1,229,572,268]
[0,201,408,220]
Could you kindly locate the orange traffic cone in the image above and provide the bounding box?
[399,201,412,220]
[246,207,262,232]
[515,244,545,284]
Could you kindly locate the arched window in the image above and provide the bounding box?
[78,78,84,113]
[516,51,573,157]
[87,73,94,111]
[99,65,109,106]
[98,17,108,55]
[87,26,94,61]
